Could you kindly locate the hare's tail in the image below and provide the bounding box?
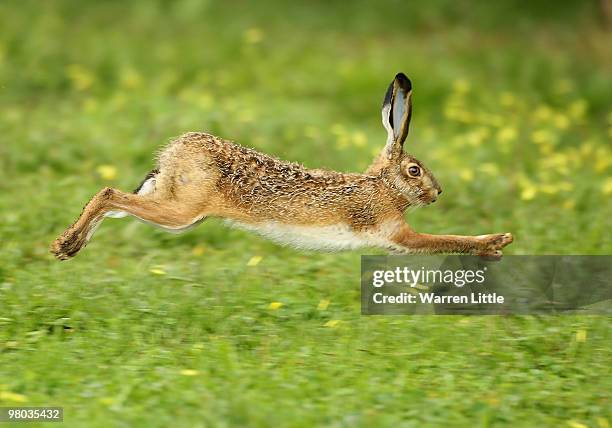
[133,168,160,194]
[104,169,160,219]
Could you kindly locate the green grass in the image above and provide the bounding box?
[1,1,611,426]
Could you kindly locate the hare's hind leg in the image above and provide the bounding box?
[51,187,121,260]
[51,173,206,260]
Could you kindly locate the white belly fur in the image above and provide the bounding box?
[226,220,383,251]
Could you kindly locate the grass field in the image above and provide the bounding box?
[1,1,611,426]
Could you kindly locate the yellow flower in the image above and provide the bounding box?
[497,126,517,144]
[66,64,95,91]
[317,299,330,311]
[0,391,28,402]
[247,255,263,266]
[553,114,570,130]
[567,420,587,428]
[180,369,200,376]
[352,131,367,147]
[269,302,283,310]
[541,153,570,172]
[243,27,264,44]
[324,319,340,328]
[575,329,587,343]
[602,178,612,196]
[520,185,537,201]
[149,266,166,275]
[96,165,118,180]
[192,245,205,256]
[595,147,612,173]
[459,169,474,182]
[595,157,610,173]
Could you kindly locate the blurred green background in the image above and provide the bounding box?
[0,0,610,426]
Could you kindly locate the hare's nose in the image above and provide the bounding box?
[437,188,442,196]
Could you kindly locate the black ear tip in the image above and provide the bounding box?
[395,73,412,91]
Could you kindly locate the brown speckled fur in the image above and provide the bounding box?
[51,73,513,260]
[157,132,406,227]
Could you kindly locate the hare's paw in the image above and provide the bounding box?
[476,233,513,258]
[50,229,86,260]
[489,232,513,248]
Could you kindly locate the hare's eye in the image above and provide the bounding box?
[407,166,421,177]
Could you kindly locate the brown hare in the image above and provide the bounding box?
[51,73,513,260]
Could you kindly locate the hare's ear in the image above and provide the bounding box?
[381,73,412,159]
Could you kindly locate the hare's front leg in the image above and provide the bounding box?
[51,187,204,260]
[388,224,513,257]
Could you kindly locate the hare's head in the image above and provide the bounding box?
[375,73,442,206]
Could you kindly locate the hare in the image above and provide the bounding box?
[51,73,513,260]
